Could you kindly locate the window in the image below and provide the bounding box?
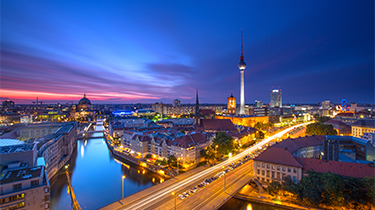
[272,171,275,178]
[282,167,285,172]
[262,163,265,168]
[262,178,265,181]
[31,180,39,187]
[44,195,50,201]
[266,171,270,177]
[257,162,260,167]
[267,164,270,169]
[288,168,291,173]
[272,165,275,170]
[293,169,297,173]
[293,176,297,182]
[267,179,269,182]
[277,172,280,178]
[277,166,280,170]
[262,170,265,176]
[12,184,22,192]
[257,169,260,175]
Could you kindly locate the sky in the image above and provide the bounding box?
[1,0,374,105]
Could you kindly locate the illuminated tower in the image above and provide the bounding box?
[238,29,247,115]
[227,91,236,115]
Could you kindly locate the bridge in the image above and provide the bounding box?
[66,167,82,210]
[100,123,310,210]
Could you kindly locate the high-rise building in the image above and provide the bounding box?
[173,99,181,107]
[322,100,330,110]
[255,100,263,108]
[270,89,282,108]
[227,91,236,115]
[238,29,247,115]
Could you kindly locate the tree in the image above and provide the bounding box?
[267,181,282,197]
[306,123,337,136]
[297,171,324,206]
[167,155,177,167]
[313,114,331,123]
[255,130,265,139]
[145,154,152,159]
[213,132,238,155]
[321,172,344,206]
[362,176,375,205]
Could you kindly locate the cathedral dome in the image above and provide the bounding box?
[77,94,91,110]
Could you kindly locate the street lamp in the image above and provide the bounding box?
[171,192,176,210]
[122,175,126,200]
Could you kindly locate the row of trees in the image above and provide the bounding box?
[254,122,273,130]
[306,122,337,135]
[200,132,239,163]
[267,170,375,208]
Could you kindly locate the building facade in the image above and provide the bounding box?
[270,89,282,108]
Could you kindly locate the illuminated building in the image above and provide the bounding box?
[238,29,247,115]
[0,166,50,210]
[351,119,375,138]
[69,94,94,122]
[215,115,268,127]
[227,91,236,115]
[270,89,282,108]
[173,99,181,107]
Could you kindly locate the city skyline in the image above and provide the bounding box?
[1,1,374,104]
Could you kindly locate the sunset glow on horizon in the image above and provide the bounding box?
[1,1,373,104]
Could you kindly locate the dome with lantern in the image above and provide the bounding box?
[77,94,91,110]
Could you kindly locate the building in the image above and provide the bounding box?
[248,107,267,117]
[2,100,15,109]
[69,94,95,122]
[173,99,181,107]
[351,119,375,138]
[15,123,62,141]
[238,29,247,115]
[216,115,269,128]
[324,119,351,135]
[0,166,50,210]
[197,119,238,133]
[194,90,201,126]
[227,92,236,115]
[109,118,155,138]
[37,122,78,180]
[321,100,330,110]
[151,102,166,116]
[255,100,263,108]
[254,147,303,184]
[253,135,374,185]
[270,89,282,108]
[0,143,38,168]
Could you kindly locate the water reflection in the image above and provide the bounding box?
[50,125,162,210]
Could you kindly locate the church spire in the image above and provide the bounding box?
[195,89,200,117]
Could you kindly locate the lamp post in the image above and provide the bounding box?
[122,175,126,200]
[171,192,176,210]
[177,157,180,174]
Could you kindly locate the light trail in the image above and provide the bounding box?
[119,122,310,210]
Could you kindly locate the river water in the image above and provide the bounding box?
[50,125,163,210]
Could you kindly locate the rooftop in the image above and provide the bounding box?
[296,157,375,179]
[0,166,44,185]
[0,143,34,155]
[352,119,375,128]
[253,147,303,168]
[0,139,24,147]
[272,135,325,154]
[198,119,237,132]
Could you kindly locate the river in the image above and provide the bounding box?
[50,124,163,210]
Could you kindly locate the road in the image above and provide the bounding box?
[117,122,310,210]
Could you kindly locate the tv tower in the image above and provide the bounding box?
[238,29,247,115]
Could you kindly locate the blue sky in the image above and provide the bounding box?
[1,0,374,104]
